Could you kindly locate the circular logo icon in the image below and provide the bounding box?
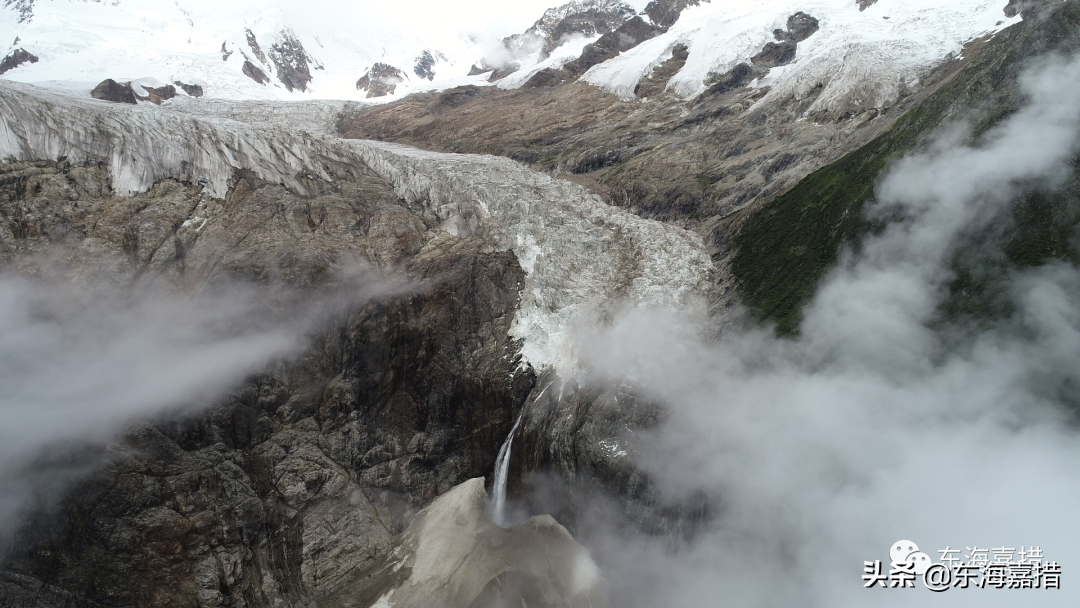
[890,540,919,564]
[907,552,933,575]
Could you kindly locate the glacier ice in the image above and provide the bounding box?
[0,81,714,377]
[351,139,714,377]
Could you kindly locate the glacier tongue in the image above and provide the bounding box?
[0,80,714,377]
[351,140,715,377]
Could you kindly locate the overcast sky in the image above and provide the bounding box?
[355,0,654,37]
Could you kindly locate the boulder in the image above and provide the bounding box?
[90,79,137,104]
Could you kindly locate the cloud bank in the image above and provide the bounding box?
[574,54,1080,607]
[0,270,389,547]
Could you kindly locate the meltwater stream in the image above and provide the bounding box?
[489,411,524,527]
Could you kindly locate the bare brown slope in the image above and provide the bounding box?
[340,44,983,268]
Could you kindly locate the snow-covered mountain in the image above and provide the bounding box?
[584,0,1020,113]
[0,0,647,101]
[0,0,1023,108]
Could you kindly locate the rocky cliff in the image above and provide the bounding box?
[0,78,712,606]
[0,2,1074,607]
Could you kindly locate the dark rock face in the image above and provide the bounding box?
[641,0,703,28]
[1005,0,1051,19]
[138,84,177,105]
[90,79,137,104]
[4,0,34,24]
[269,30,316,92]
[527,15,663,88]
[242,60,270,85]
[753,41,798,68]
[0,48,37,75]
[221,40,232,61]
[245,28,268,66]
[523,67,565,88]
[703,11,817,96]
[545,5,636,51]
[414,50,437,80]
[571,16,663,75]
[493,0,636,71]
[857,0,879,11]
[634,43,689,98]
[0,158,536,606]
[512,372,709,543]
[356,63,406,98]
[174,81,204,97]
[705,62,755,96]
[485,62,519,82]
[534,1,636,45]
[774,11,820,43]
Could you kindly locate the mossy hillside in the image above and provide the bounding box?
[733,1,1080,335]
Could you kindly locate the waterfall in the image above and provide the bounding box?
[489,410,524,527]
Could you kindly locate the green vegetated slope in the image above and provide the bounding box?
[733,1,1080,335]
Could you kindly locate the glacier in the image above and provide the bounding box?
[0,80,713,377]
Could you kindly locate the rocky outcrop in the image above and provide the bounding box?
[244,28,268,66]
[90,79,137,104]
[174,81,204,97]
[568,16,663,75]
[356,63,406,98]
[525,15,663,87]
[242,60,270,85]
[269,29,317,92]
[641,0,703,28]
[0,48,37,75]
[526,0,636,56]
[487,63,521,82]
[857,0,879,11]
[1005,0,1051,19]
[486,0,637,77]
[774,11,820,43]
[413,50,437,80]
[634,43,688,98]
[703,11,818,95]
[3,0,34,24]
[137,83,177,105]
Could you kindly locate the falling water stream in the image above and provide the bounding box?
[489,410,524,527]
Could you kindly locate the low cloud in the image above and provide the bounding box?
[571,54,1080,607]
[0,267,393,546]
